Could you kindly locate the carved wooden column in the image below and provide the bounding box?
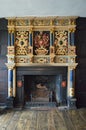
[5,64,15,108]
[29,28,32,46]
[11,31,14,46]
[69,28,76,46]
[50,29,53,46]
[50,29,55,63]
[68,31,71,45]
[29,28,33,62]
[67,66,77,108]
[13,67,16,97]
[5,19,16,108]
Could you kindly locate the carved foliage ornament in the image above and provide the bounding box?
[15,31,29,55]
[54,31,68,55]
[33,31,50,55]
[8,17,76,26]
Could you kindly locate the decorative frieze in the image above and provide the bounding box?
[15,55,33,63]
[8,16,77,27]
[33,56,50,63]
[55,55,76,63]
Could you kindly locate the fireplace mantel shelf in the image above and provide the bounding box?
[15,63,78,67]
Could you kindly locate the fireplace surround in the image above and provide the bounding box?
[5,16,78,108]
[16,66,67,107]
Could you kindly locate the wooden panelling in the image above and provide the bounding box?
[0,19,8,105]
[75,17,86,108]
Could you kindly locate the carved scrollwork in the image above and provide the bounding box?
[15,31,29,55]
[33,19,50,26]
[15,19,30,26]
[54,31,68,55]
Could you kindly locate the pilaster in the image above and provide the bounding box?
[5,63,15,108]
[67,65,77,108]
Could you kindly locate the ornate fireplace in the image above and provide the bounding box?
[5,16,78,108]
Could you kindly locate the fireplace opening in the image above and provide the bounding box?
[16,66,67,107]
[24,74,67,107]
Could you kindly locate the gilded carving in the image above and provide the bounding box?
[68,46,76,55]
[8,19,15,26]
[33,56,50,63]
[15,31,29,55]
[6,16,79,105]
[50,56,55,63]
[9,87,13,97]
[69,19,76,25]
[69,88,74,97]
[54,31,68,55]
[15,19,30,26]
[55,56,68,63]
[50,46,55,54]
[8,46,15,55]
[8,56,15,63]
[69,28,76,33]
[33,19,50,26]
[69,65,78,70]
[70,57,76,63]
[33,31,50,55]
[7,16,78,66]
[5,63,15,70]
[16,57,28,63]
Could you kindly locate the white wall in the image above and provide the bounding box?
[0,0,86,17]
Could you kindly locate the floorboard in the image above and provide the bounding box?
[0,108,86,130]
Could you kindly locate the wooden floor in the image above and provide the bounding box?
[0,108,86,130]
